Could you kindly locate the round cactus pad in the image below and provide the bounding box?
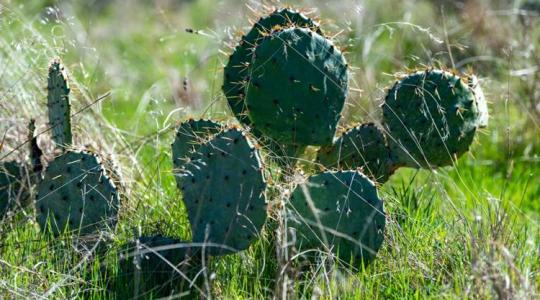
[36,151,119,235]
[287,171,385,267]
[382,70,482,168]
[245,27,348,146]
[177,129,267,255]
[318,123,392,183]
[223,8,321,126]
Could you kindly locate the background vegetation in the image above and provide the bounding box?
[0,0,539,298]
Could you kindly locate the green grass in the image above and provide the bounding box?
[1,0,539,298]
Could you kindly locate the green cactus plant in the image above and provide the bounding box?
[171,119,223,171]
[287,170,385,267]
[317,123,394,183]
[36,151,119,235]
[382,69,487,168]
[47,59,72,150]
[116,235,204,298]
[223,8,322,127]
[242,27,348,146]
[174,128,267,255]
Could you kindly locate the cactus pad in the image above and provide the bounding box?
[382,69,483,168]
[36,151,119,235]
[175,129,267,255]
[171,119,223,171]
[116,235,203,297]
[317,123,393,183]
[223,8,321,126]
[287,171,385,267]
[47,60,72,149]
[0,161,25,216]
[244,27,348,146]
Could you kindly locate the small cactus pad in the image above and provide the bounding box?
[0,161,25,216]
[287,171,385,267]
[175,129,267,255]
[36,151,119,235]
[317,123,393,183]
[382,69,483,168]
[244,27,348,146]
[47,59,72,149]
[223,8,321,126]
[171,119,223,170]
[117,236,203,297]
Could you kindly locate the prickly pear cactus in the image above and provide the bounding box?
[382,69,484,168]
[117,235,203,298]
[47,59,72,149]
[171,119,223,171]
[317,123,393,183]
[287,170,385,267]
[175,128,267,255]
[36,151,119,235]
[223,8,322,127]
[244,27,348,146]
[0,161,24,217]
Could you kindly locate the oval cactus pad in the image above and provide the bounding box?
[245,27,348,146]
[382,69,483,168]
[223,8,322,126]
[36,151,119,235]
[175,129,267,255]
